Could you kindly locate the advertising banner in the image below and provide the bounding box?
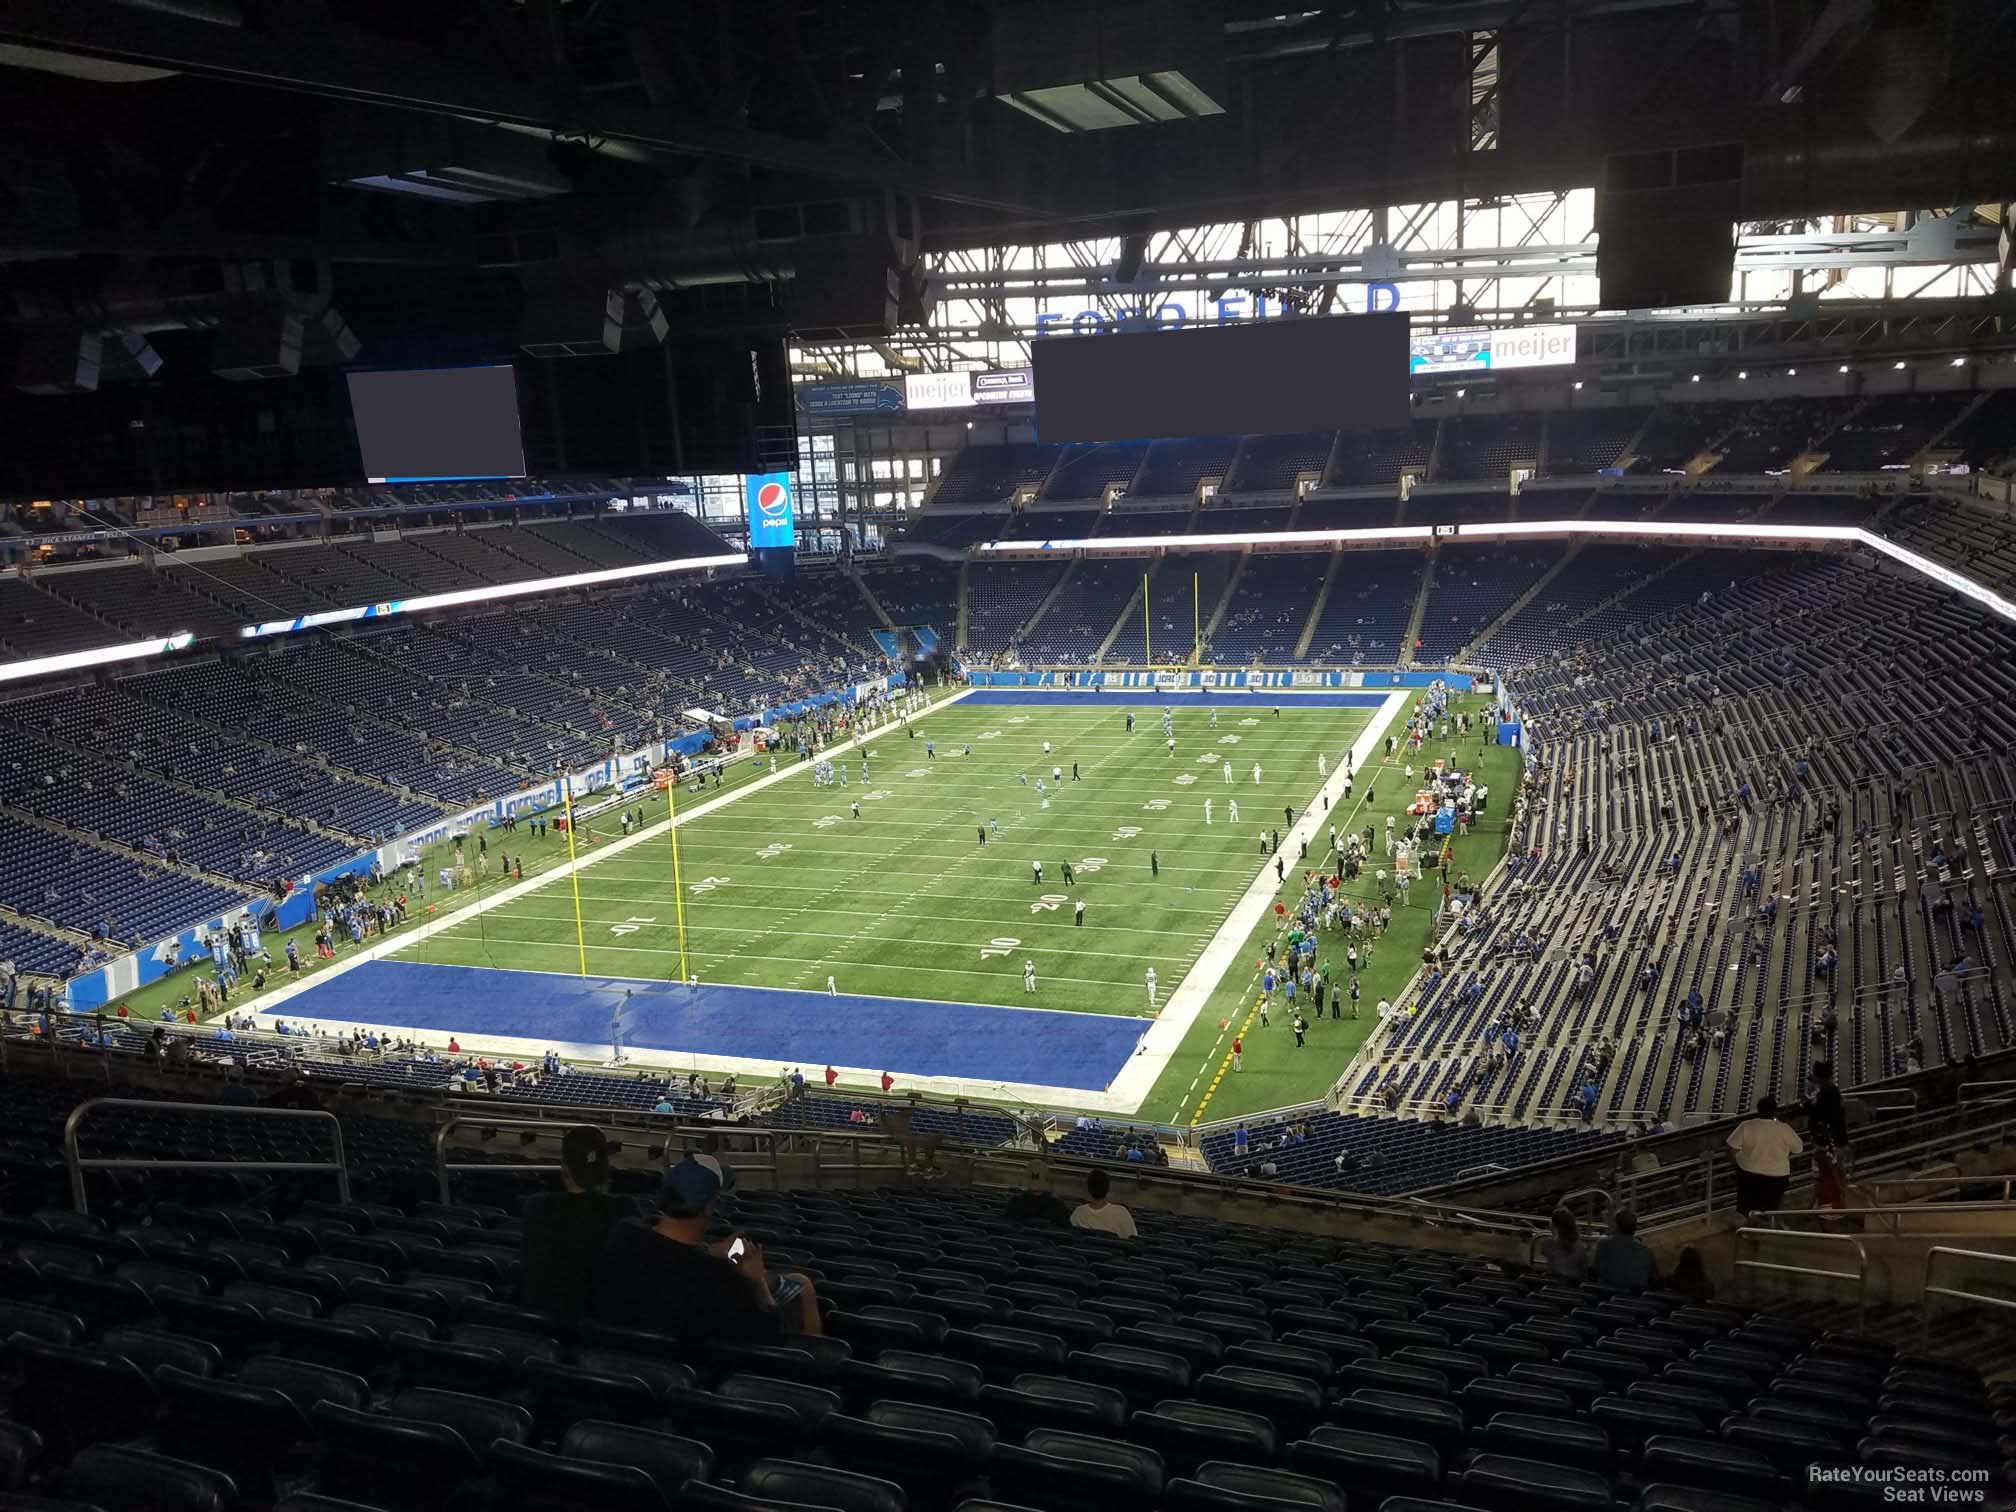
[744,472,797,548]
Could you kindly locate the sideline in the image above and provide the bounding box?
[1101,690,1413,1110]
[242,689,974,1022]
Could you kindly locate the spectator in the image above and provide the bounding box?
[519,1127,628,1320]
[1668,1245,1715,1303]
[1726,1096,1803,1215]
[1807,1059,1849,1149]
[1592,1208,1659,1291]
[1538,1207,1590,1281]
[1004,1166,1070,1226]
[1069,1168,1137,1239]
[589,1154,821,1342]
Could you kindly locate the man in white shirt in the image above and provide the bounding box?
[1727,1096,1804,1215]
[1070,1168,1137,1238]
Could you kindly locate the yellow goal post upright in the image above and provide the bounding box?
[558,774,590,978]
[664,762,693,983]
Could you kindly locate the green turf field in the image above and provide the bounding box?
[1146,692,1519,1126]
[400,700,1376,1025]
[96,686,1519,1126]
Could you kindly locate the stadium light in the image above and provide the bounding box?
[1690,374,1701,383]
[984,519,2016,629]
[1786,368,1796,376]
[1572,381,1583,390]
[239,552,748,640]
[1894,361,1907,370]
[1838,365,1850,374]
[984,526,1434,554]
[1951,357,1967,367]
[1738,370,1748,379]
[0,630,194,685]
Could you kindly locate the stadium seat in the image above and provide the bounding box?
[1459,1377,1572,1425]
[1125,1401,1277,1475]
[1163,1463,1345,1512]
[558,1421,715,1504]
[1339,1389,1466,1462]
[311,1400,485,1512]
[1456,1452,1615,1512]
[1637,1436,1784,1503]
[0,1421,42,1492]
[1474,1411,1614,1473]
[986,1440,1153,1512]
[488,1439,670,1512]
[154,1367,310,1503]
[0,1302,82,1347]
[827,1407,989,1503]
[1285,1426,1443,1502]
[57,1446,236,1512]
[3,1339,157,1461]
[522,1357,663,1431]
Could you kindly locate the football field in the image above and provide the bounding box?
[404,697,1374,1020]
[236,685,1518,1123]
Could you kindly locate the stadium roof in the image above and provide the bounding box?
[0,0,2011,491]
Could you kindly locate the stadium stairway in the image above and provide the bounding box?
[1455,545,1583,665]
[1396,557,1436,666]
[848,572,901,636]
[1288,551,1345,662]
[1091,568,1154,665]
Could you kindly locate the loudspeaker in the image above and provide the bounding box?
[1597,144,1742,310]
[12,327,102,394]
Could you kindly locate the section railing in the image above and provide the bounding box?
[1734,1226,1869,1331]
[63,1098,350,1216]
[1922,1246,2016,1348]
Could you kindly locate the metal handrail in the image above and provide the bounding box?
[1755,1198,2016,1238]
[1557,1185,1615,1226]
[429,1115,916,1204]
[1922,1247,2016,1348]
[63,1098,350,1216]
[1866,1170,2014,1201]
[432,1115,669,1205]
[1734,1226,1869,1331]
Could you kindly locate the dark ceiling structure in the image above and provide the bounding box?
[0,0,2011,493]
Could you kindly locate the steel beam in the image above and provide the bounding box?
[0,0,1050,217]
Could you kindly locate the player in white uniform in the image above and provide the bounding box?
[1229,798,1240,823]
[1317,752,1327,777]
[1204,798,1214,824]
[1251,762,1262,785]
[1023,959,1037,992]
[1223,760,1233,784]
[1145,967,1159,1010]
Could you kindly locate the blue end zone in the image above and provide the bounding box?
[958,689,1390,709]
[269,960,1148,1091]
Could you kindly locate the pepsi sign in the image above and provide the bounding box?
[744,472,797,547]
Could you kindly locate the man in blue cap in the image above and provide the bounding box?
[590,1152,821,1342]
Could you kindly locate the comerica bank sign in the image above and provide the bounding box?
[1034,284,1404,338]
